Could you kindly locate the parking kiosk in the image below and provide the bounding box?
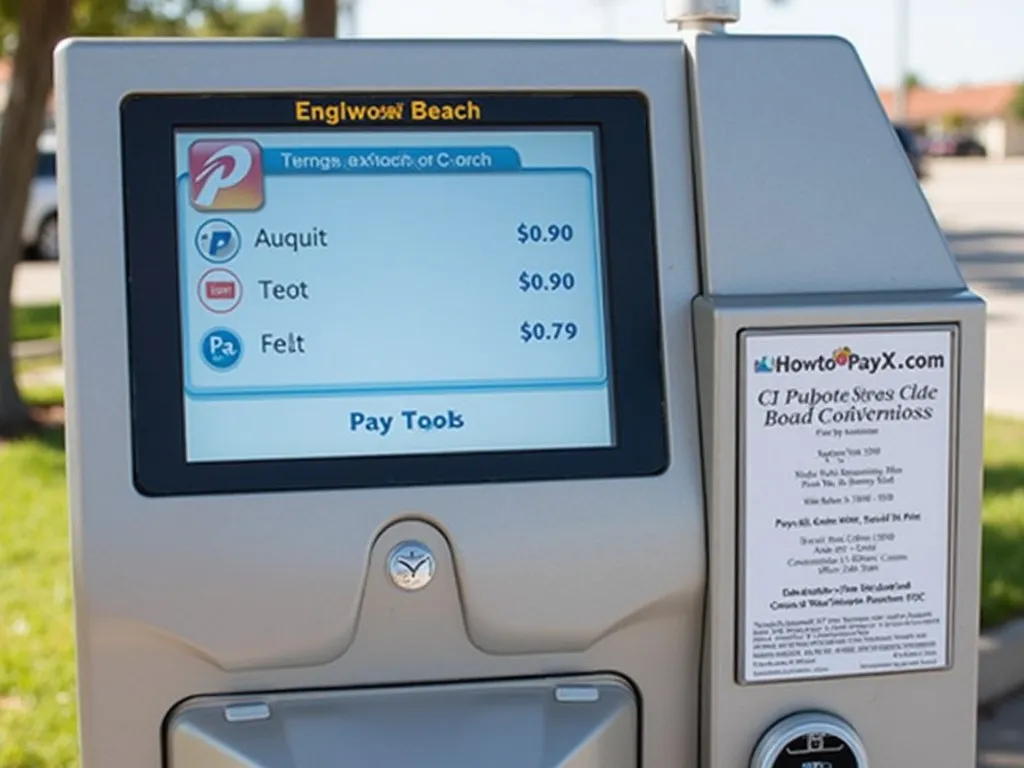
[57,1,986,765]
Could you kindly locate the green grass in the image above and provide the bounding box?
[0,406,1021,765]
[0,406,74,767]
[12,303,61,344]
[20,385,64,411]
[980,417,1024,628]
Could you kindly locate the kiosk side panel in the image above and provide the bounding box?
[689,34,985,768]
[696,296,984,768]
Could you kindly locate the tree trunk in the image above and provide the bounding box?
[0,0,73,437]
[302,0,337,38]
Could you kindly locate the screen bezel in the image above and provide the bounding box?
[121,91,668,496]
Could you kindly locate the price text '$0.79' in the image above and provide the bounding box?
[520,321,579,343]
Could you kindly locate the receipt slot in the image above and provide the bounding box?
[56,2,984,767]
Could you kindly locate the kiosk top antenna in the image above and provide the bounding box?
[665,0,739,31]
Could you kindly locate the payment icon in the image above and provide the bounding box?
[197,268,243,314]
[200,328,243,371]
[189,139,264,211]
[195,219,242,264]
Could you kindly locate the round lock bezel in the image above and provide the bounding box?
[750,711,869,768]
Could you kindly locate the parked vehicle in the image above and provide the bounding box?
[926,134,987,158]
[952,136,987,157]
[893,123,925,179]
[24,131,59,260]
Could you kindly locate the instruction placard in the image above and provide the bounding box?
[740,327,956,683]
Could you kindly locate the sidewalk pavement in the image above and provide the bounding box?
[980,691,1024,767]
[12,337,60,361]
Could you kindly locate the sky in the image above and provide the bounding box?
[238,0,1024,89]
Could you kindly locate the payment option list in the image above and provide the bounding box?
[174,129,615,462]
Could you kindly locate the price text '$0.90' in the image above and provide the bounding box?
[517,223,574,244]
[518,271,576,292]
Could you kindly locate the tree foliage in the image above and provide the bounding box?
[0,0,303,52]
[903,72,923,90]
[942,111,968,132]
[199,3,300,37]
[1011,82,1024,124]
[0,0,305,436]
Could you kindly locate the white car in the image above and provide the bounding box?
[23,131,59,260]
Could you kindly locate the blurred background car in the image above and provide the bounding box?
[893,122,926,179]
[23,130,58,261]
[926,133,988,157]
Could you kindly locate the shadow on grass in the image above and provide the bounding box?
[986,466,1024,497]
[33,425,66,454]
[1,425,67,475]
[0,402,64,467]
[0,752,50,768]
[12,302,61,343]
[981,459,1024,629]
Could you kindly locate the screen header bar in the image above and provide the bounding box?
[295,97,483,125]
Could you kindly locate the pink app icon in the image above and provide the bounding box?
[189,139,264,211]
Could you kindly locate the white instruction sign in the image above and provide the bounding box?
[740,327,956,683]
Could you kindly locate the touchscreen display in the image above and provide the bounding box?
[175,128,614,463]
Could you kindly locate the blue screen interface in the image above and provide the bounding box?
[174,129,614,462]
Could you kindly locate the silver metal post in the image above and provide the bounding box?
[594,0,621,35]
[338,0,358,37]
[664,0,740,31]
[893,0,910,121]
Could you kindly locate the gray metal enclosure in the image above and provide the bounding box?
[56,25,984,768]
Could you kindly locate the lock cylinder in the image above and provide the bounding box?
[750,711,868,768]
